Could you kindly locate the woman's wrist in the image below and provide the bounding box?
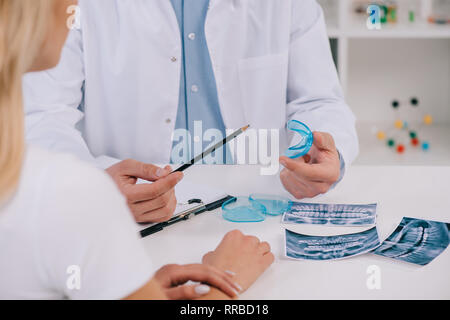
[195,286,238,300]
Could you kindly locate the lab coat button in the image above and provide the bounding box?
[166,118,172,124]
[171,56,177,62]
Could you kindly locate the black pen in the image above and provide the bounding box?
[140,202,205,238]
[139,196,235,238]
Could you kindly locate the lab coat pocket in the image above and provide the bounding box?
[238,53,288,129]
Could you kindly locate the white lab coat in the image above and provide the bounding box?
[23,0,359,169]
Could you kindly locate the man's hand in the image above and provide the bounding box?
[153,264,240,300]
[279,132,340,199]
[106,159,183,223]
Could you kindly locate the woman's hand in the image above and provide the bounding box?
[202,230,275,292]
[153,264,241,300]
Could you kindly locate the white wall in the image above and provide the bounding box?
[347,38,450,125]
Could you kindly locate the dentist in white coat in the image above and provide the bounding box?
[24,0,359,223]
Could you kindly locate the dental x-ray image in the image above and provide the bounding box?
[285,226,381,261]
[282,202,377,226]
[373,217,450,266]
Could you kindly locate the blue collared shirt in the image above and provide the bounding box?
[170,0,229,164]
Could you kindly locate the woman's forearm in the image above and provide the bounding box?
[123,278,168,300]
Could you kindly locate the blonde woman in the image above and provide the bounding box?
[0,0,274,299]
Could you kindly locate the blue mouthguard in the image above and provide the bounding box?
[284,120,314,159]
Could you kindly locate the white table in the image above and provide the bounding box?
[142,165,450,299]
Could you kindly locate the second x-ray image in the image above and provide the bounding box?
[282,202,377,226]
[373,217,450,266]
[285,227,381,261]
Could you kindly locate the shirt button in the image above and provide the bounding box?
[166,118,172,124]
[171,56,177,62]
[188,33,196,40]
[191,85,199,93]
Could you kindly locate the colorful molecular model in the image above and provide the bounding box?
[375,97,432,154]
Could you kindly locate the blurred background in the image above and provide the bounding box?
[317,0,450,166]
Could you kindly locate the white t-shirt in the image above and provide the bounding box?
[0,146,153,299]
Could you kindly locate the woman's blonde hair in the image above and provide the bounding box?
[0,0,54,199]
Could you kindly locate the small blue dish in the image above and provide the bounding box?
[249,194,291,216]
[222,197,266,223]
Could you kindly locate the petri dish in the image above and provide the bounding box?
[249,194,291,216]
[285,120,314,159]
[222,197,266,223]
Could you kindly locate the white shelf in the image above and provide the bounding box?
[321,0,450,40]
[338,22,450,39]
[318,0,450,166]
